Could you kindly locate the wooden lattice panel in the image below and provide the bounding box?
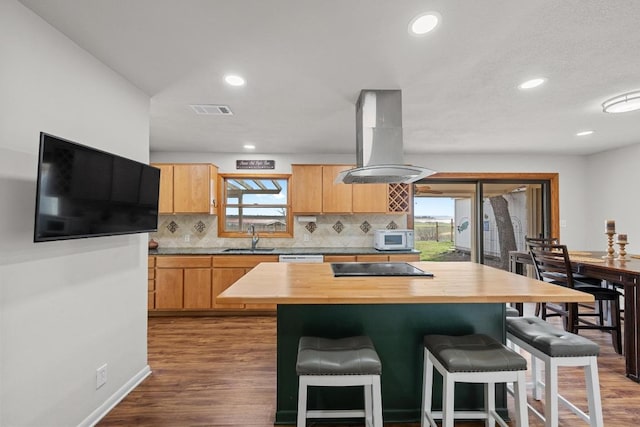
[388,183,411,212]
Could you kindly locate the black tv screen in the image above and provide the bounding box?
[34,132,160,242]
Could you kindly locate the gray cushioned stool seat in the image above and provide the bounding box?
[296,336,382,375]
[423,334,526,373]
[507,316,599,357]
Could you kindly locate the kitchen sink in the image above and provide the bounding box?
[222,248,275,252]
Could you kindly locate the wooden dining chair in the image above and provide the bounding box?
[527,241,622,354]
[524,236,606,319]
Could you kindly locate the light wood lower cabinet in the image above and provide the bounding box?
[325,254,420,262]
[212,267,247,309]
[324,255,357,263]
[355,255,389,262]
[184,268,212,309]
[357,254,420,262]
[155,268,184,309]
[148,256,156,309]
[212,255,279,311]
[388,253,421,262]
[154,256,212,310]
[150,253,419,313]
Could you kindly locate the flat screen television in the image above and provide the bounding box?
[33,132,160,242]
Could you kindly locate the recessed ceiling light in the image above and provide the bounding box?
[576,130,594,136]
[518,78,546,90]
[408,12,440,36]
[243,144,255,150]
[224,74,246,87]
[602,90,640,113]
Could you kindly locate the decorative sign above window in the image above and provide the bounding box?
[236,159,275,169]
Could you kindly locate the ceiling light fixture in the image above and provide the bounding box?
[408,12,440,36]
[576,130,594,136]
[224,74,246,87]
[602,90,640,113]
[243,144,255,150]
[518,78,546,90]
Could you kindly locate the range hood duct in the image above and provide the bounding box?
[336,89,435,184]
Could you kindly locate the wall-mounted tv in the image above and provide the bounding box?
[34,132,160,242]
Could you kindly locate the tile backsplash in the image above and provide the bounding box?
[150,214,408,249]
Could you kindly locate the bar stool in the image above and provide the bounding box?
[421,334,529,427]
[296,336,383,427]
[506,316,603,427]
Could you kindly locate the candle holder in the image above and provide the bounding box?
[603,231,616,260]
[616,241,628,261]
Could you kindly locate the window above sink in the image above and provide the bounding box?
[218,174,292,238]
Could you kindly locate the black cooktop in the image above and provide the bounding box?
[330,262,434,277]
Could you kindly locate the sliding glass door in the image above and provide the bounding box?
[479,182,548,270]
[413,174,555,270]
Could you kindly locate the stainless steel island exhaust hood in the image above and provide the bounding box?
[336,89,435,184]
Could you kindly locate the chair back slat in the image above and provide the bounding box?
[526,240,575,289]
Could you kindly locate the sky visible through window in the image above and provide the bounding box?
[414,197,454,218]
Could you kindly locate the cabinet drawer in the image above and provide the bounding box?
[388,254,420,262]
[148,279,155,291]
[148,291,155,310]
[148,256,156,268]
[148,268,155,279]
[356,255,390,262]
[324,255,357,263]
[156,256,212,268]
[212,255,279,268]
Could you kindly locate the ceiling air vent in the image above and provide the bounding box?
[189,104,233,115]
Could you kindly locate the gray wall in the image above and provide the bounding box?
[1,1,151,425]
[586,143,640,253]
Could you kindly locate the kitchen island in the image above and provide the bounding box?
[217,261,593,424]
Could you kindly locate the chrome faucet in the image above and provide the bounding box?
[248,224,259,250]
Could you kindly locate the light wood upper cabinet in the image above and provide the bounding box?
[155,164,174,214]
[291,165,323,213]
[352,183,388,213]
[173,164,213,213]
[151,163,218,214]
[209,164,218,212]
[292,164,409,214]
[322,165,353,213]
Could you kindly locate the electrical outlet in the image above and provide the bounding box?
[96,364,107,389]
[184,234,190,242]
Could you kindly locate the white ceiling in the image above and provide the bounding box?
[18,0,640,156]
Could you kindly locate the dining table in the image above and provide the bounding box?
[509,250,640,382]
[218,260,593,423]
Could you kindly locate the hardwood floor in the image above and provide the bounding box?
[99,313,639,426]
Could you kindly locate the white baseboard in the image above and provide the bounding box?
[78,365,152,427]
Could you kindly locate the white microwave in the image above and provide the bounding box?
[374,229,414,250]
